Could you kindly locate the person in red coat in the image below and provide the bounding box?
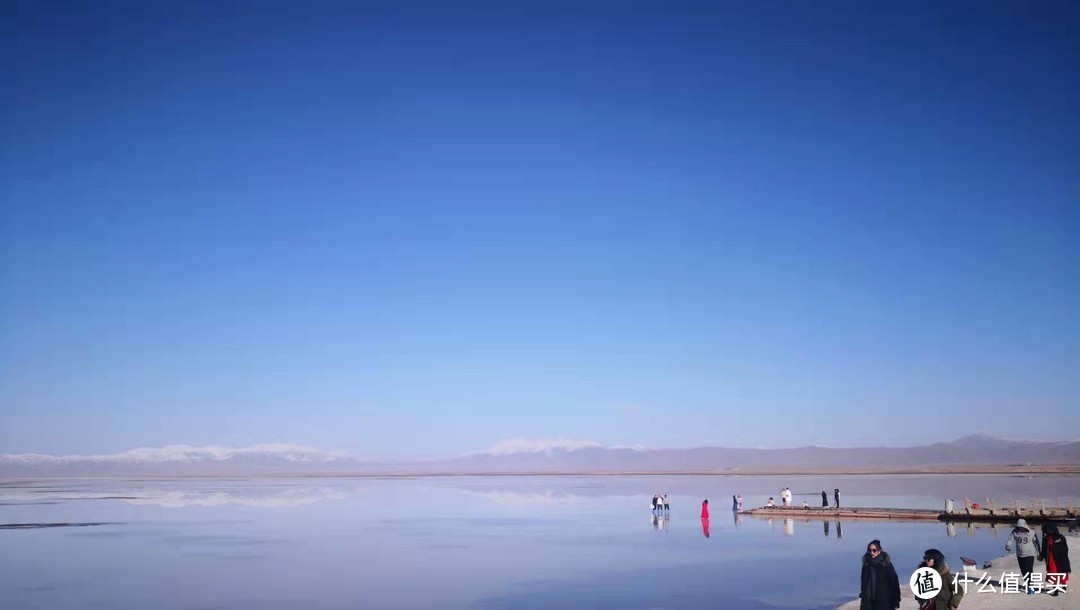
[701,499,709,518]
[1041,523,1072,596]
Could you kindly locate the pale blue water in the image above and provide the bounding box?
[1,475,1076,609]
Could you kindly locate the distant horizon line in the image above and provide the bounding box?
[4,432,1079,463]
[4,465,1080,478]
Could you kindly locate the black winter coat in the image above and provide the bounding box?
[860,552,901,610]
[1041,533,1072,575]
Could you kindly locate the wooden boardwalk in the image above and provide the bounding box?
[740,506,1078,522]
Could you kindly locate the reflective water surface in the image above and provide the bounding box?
[1,475,1077,609]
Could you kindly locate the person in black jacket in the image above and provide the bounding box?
[860,539,901,610]
[1041,523,1072,596]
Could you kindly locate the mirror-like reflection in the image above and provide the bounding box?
[651,513,669,532]
[1,475,1077,610]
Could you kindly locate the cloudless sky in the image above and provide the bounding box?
[2,1,1079,457]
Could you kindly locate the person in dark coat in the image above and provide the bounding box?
[860,539,901,610]
[921,549,963,610]
[1041,522,1071,596]
[822,490,829,507]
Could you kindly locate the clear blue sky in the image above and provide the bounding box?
[2,1,1078,457]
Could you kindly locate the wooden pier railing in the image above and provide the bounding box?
[740,504,1077,522]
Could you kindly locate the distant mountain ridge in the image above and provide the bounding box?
[3,434,1079,476]
[1,444,346,464]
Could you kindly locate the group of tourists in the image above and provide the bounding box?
[651,494,669,513]
[700,496,745,519]
[858,540,959,610]
[858,520,1071,610]
[1005,518,1072,596]
[666,488,846,514]
[763,487,841,508]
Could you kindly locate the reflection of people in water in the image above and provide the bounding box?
[652,514,669,532]
[836,521,844,539]
[784,518,794,536]
[732,510,741,528]
[824,521,830,537]
[701,517,710,538]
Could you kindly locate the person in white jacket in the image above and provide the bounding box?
[1005,518,1042,593]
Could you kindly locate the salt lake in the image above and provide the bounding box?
[2,474,1077,609]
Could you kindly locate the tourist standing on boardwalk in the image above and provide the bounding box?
[822,490,829,507]
[736,494,743,511]
[732,494,738,511]
[920,549,962,610]
[1041,522,1071,595]
[834,488,841,508]
[859,539,900,610]
[701,499,709,519]
[1005,518,1042,593]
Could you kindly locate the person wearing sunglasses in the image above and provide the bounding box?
[860,539,901,610]
[919,549,963,610]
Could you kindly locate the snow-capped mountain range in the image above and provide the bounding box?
[2,434,1078,476]
[0,444,347,465]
